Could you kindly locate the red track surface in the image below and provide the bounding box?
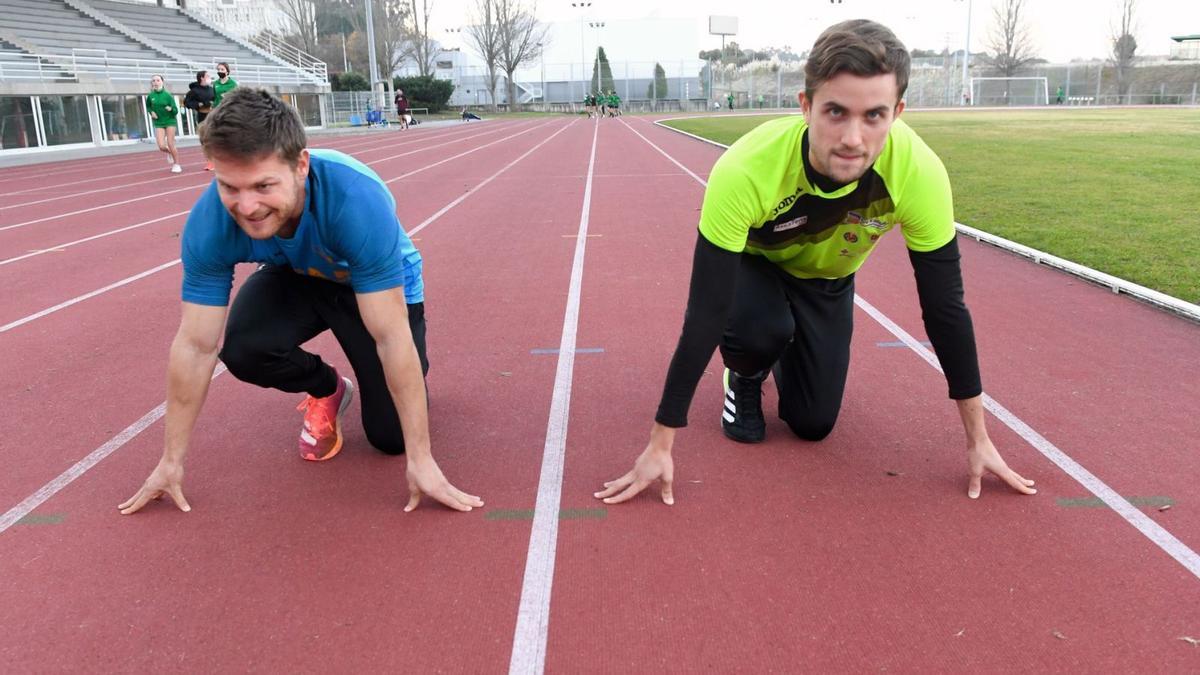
[1,116,1197,672]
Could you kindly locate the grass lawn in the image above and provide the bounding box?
[661,109,1200,303]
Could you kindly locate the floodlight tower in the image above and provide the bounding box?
[572,2,592,102]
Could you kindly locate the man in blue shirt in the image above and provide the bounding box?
[120,88,482,515]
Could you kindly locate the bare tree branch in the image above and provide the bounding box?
[496,0,548,109]
[465,0,503,110]
[276,0,319,54]
[406,0,439,77]
[1111,0,1138,99]
[986,0,1038,77]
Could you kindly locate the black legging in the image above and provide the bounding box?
[219,265,429,455]
[718,254,854,441]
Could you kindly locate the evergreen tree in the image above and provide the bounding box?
[590,46,615,93]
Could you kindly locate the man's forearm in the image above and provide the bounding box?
[377,340,432,459]
[163,337,220,464]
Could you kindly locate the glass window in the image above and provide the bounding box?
[99,95,149,141]
[293,94,322,127]
[39,95,92,146]
[0,96,39,150]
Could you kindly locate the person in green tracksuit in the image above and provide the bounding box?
[147,73,181,173]
[205,62,238,170]
[212,62,238,106]
[607,91,621,117]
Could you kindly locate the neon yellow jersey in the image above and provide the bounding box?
[698,116,955,279]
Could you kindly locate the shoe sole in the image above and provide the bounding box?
[303,378,355,461]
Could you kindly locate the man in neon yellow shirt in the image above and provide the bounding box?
[598,20,1036,506]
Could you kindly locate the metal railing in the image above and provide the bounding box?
[247,32,328,84]
[0,48,326,87]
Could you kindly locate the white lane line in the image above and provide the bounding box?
[509,118,599,675]
[632,116,1200,582]
[409,120,576,236]
[618,118,709,185]
[0,124,519,232]
[385,121,550,184]
[0,122,575,539]
[0,210,187,266]
[1,183,206,233]
[854,296,1200,580]
[0,259,181,334]
[370,121,531,168]
[0,365,228,535]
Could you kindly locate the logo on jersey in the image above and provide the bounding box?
[843,232,859,243]
[773,215,808,233]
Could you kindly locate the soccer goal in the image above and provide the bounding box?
[969,77,1049,106]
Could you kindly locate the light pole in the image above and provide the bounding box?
[446,27,462,107]
[365,0,382,111]
[589,21,605,94]
[958,0,973,105]
[572,2,592,104]
[537,41,546,110]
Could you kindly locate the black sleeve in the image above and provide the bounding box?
[183,91,197,110]
[908,235,982,399]
[654,234,742,427]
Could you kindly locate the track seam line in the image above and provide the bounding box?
[620,116,1200,582]
[509,117,600,675]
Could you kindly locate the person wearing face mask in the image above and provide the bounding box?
[207,63,237,171]
[597,20,1037,507]
[146,73,182,173]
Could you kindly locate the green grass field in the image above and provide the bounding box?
[661,109,1200,303]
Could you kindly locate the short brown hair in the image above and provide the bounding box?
[804,20,910,104]
[199,88,306,166]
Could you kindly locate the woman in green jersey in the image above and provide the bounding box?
[146,74,181,173]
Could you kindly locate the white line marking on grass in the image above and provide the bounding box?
[386,121,551,184]
[0,260,180,334]
[853,295,1200,580]
[409,120,576,236]
[0,211,188,266]
[637,115,1200,582]
[0,365,227,535]
[509,118,599,675]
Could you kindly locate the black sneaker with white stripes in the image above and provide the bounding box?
[721,368,767,443]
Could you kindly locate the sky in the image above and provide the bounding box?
[432,0,1200,65]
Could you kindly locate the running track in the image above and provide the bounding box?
[1,115,1198,672]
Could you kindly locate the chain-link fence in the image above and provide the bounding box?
[423,57,1199,111]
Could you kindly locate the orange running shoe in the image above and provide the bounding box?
[296,376,354,461]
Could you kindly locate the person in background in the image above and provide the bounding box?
[184,70,215,170]
[208,62,237,171]
[147,73,182,173]
[394,89,410,130]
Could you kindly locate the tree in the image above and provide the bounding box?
[405,0,439,77]
[393,75,455,111]
[590,46,614,93]
[647,62,667,100]
[986,0,1038,77]
[276,0,319,54]
[1111,0,1138,101]
[332,71,370,91]
[496,0,547,108]
[465,0,503,109]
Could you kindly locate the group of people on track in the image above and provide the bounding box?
[147,62,237,173]
[584,91,622,118]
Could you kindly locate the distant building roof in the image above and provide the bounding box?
[1170,35,1200,42]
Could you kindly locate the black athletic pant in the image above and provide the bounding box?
[219,265,429,455]
[718,254,855,441]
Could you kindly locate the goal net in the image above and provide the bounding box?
[969,77,1049,106]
